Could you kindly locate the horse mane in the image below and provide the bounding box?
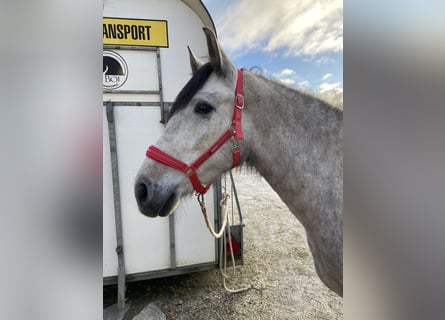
[169,62,215,120]
[248,70,343,117]
[247,66,343,112]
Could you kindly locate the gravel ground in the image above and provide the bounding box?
[104,171,343,319]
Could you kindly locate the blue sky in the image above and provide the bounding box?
[201,0,343,94]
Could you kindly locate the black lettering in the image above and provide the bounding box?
[103,22,155,42]
[117,24,124,39]
[131,25,138,40]
[144,26,151,40]
[103,24,108,38]
[124,25,131,39]
[138,26,145,40]
[105,75,120,83]
[107,24,116,39]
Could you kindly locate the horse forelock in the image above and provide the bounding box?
[169,63,215,120]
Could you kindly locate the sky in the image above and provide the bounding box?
[201,0,343,94]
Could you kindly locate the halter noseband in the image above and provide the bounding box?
[146,69,244,195]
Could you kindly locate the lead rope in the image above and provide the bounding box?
[197,193,228,238]
[197,193,251,293]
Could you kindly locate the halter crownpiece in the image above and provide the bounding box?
[146,69,244,195]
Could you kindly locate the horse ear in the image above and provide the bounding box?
[202,27,236,82]
[187,46,204,75]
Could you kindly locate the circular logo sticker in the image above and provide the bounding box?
[103,51,128,90]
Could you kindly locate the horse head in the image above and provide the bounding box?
[135,28,248,217]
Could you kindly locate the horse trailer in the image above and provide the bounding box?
[103,0,243,307]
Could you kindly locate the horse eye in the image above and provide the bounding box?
[194,103,214,115]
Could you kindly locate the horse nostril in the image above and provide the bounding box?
[135,179,150,205]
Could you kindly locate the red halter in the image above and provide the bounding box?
[146,69,244,195]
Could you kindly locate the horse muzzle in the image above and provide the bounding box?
[134,176,179,217]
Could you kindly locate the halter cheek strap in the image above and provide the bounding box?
[146,69,244,195]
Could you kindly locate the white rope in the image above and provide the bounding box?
[197,192,251,293]
[197,193,229,238]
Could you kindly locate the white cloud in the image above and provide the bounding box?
[279,68,295,76]
[322,73,333,80]
[216,0,342,57]
[280,78,295,86]
[273,68,296,79]
[315,56,335,65]
[303,55,335,65]
[319,82,343,93]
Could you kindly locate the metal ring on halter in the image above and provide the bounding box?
[235,94,244,110]
[196,192,205,204]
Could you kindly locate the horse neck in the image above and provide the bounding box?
[242,72,343,227]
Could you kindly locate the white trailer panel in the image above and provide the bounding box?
[103,0,220,283]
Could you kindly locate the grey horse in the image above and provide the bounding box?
[135,28,343,296]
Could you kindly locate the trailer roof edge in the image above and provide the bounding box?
[180,0,217,37]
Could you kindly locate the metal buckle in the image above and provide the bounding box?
[196,193,205,204]
[230,124,237,135]
[231,136,240,150]
[235,94,244,110]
